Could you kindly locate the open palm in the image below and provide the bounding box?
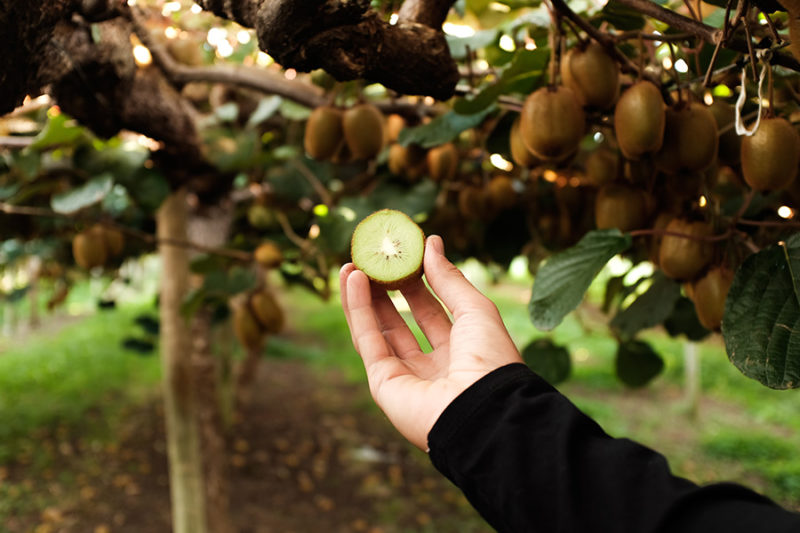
[340,235,522,450]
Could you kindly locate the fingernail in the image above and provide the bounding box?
[430,235,444,255]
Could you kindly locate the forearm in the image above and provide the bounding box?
[428,363,800,533]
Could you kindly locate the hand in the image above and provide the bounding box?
[339,234,523,450]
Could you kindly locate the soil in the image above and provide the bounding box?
[2,360,490,533]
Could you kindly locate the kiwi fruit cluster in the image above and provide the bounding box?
[72,224,125,270]
[233,288,285,350]
[304,103,385,163]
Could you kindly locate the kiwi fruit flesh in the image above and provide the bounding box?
[690,267,734,330]
[658,218,713,280]
[560,42,620,110]
[343,103,385,160]
[740,117,800,191]
[351,209,425,290]
[614,81,666,160]
[304,106,344,160]
[519,86,585,162]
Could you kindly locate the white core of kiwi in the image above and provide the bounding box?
[351,209,425,286]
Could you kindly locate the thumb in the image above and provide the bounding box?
[423,235,493,319]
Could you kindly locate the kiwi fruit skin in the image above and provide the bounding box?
[509,118,540,168]
[656,103,718,174]
[385,114,406,144]
[350,209,426,291]
[233,302,264,351]
[304,106,344,160]
[98,225,125,257]
[73,227,108,269]
[519,86,586,162]
[741,117,800,191]
[458,186,488,219]
[254,241,283,269]
[560,42,620,110]
[388,143,428,182]
[250,290,285,334]
[585,149,618,187]
[486,175,517,213]
[658,218,713,280]
[690,267,734,330]
[614,81,666,160]
[426,143,459,182]
[343,103,385,160]
[709,101,740,165]
[594,184,647,232]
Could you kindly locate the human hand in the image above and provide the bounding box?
[339,234,523,450]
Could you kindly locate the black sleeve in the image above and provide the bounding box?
[427,363,800,533]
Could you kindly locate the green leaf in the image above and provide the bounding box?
[50,173,114,214]
[529,229,632,330]
[722,236,800,389]
[29,113,85,150]
[610,273,681,338]
[398,107,495,148]
[521,338,571,385]
[247,96,282,128]
[615,339,664,388]
[664,297,710,342]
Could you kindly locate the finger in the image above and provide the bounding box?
[371,288,422,359]
[423,235,498,321]
[339,263,358,349]
[346,270,394,369]
[399,277,452,349]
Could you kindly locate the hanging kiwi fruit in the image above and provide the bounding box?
[519,86,586,162]
[560,42,620,110]
[426,143,459,182]
[233,300,265,351]
[486,175,517,213]
[655,102,718,174]
[658,218,713,280]
[388,143,428,182]
[250,289,285,334]
[594,183,648,232]
[740,117,800,191]
[254,241,283,269]
[72,224,124,270]
[385,114,406,144]
[690,267,735,330]
[584,148,619,187]
[342,103,385,160]
[304,105,344,160]
[614,81,666,160]
[509,117,541,169]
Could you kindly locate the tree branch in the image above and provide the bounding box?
[398,0,456,28]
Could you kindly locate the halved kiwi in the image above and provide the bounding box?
[350,209,425,290]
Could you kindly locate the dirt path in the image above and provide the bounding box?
[3,360,489,533]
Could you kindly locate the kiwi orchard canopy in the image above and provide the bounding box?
[351,209,425,290]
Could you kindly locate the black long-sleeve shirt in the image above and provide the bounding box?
[427,363,800,532]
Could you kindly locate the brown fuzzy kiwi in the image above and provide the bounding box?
[458,185,488,219]
[594,184,647,232]
[98,225,125,257]
[385,114,406,144]
[585,149,618,187]
[232,302,264,350]
[250,289,285,334]
[304,106,344,160]
[519,86,586,162]
[388,143,427,182]
[73,226,108,269]
[167,38,205,66]
[254,241,283,269]
[740,117,800,191]
[656,103,718,174]
[509,118,540,168]
[614,81,666,160]
[426,143,459,182]
[343,103,385,160]
[560,42,620,110]
[486,175,517,213]
[350,209,426,290]
[708,101,740,165]
[690,267,734,330]
[658,218,713,280]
